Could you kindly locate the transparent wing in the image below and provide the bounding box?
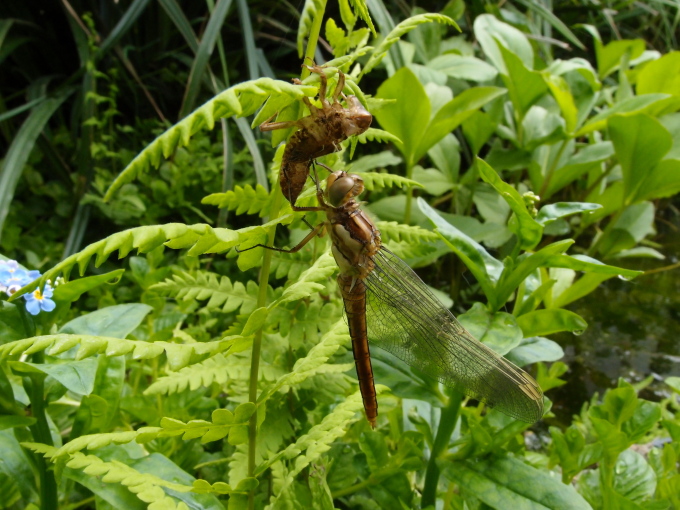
[364,248,544,423]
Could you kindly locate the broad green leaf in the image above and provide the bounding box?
[0,430,39,504]
[418,198,501,302]
[608,114,671,203]
[637,51,680,96]
[600,385,638,426]
[374,67,430,167]
[495,240,573,308]
[547,58,601,92]
[622,400,661,443]
[415,87,506,163]
[60,303,153,338]
[545,74,578,133]
[543,253,641,279]
[463,110,496,155]
[536,203,601,226]
[476,159,543,250]
[634,158,680,202]
[516,309,587,337]
[552,272,612,308]
[11,358,98,396]
[612,450,657,503]
[520,106,566,151]
[581,25,645,79]
[427,133,460,182]
[498,43,547,118]
[458,303,522,355]
[544,142,613,199]
[577,93,680,136]
[427,54,498,82]
[473,14,533,73]
[444,454,591,510]
[589,417,630,463]
[506,337,564,366]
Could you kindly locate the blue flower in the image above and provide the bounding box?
[24,283,56,316]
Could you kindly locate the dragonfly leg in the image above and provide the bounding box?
[235,222,325,253]
[259,114,301,132]
[331,71,346,103]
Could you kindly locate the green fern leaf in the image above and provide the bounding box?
[357,172,421,191]
[151,271,263,314]
[0,334,241,371]
[257,320,349,407]
[354,127,401,145]
[376,221,440,243]
[256,387,385,480]
[360,14,460,78]
[145,352,244,395]
[105,79,316,200]
[271,251,337,307]
[202,183,272,217]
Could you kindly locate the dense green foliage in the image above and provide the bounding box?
[1,1,680,509]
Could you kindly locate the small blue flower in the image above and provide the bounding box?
[24,283,56,315]
[1,260,44,295]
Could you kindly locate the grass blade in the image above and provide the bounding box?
[0,93,70,242]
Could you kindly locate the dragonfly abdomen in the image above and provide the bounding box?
[338,273,377,428]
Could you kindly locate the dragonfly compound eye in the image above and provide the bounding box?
[328,175,357,207]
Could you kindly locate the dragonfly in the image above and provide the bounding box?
[244,168,544,426]
[259,64,372,209]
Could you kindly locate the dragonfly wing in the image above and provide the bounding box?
[363,248,544,423]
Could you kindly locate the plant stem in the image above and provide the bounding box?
[404,161,414,224]
[421,390,462,507]
[247,185,283,509]
[247,6,325,508]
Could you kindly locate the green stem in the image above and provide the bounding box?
[404,161,414,224]
[247,7,325,508]
[302,0,326,70]
[247,185,283,509]
[421,391,462,507]
[332,478,374,498]
[600,458,615,510]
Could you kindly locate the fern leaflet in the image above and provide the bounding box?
[105,78,316,200]
[360,14,460,78]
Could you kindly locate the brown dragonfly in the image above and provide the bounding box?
[259,64,372,209]
[246,169,544,426]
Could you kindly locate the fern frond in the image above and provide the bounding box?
[376,221,440,243]
[0,334,241,371]
[8,224,234,300]
[257,320,349,407]
[358,172,421,191]
[25,444,193,508]
[257,387,383,479]
[202,183,272,217]
[105,79,316,200]
[10,219,293,301]
[151,272,264,315]
[44,404,255,462]
[354,127,401,145]
[145,351,256,395]
[347,0,375,34]
[270,251,337,307]
[269,249,316,280]
[267,300,340,348]
[360,14,460,78]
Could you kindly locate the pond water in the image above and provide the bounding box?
[549,256,680,424]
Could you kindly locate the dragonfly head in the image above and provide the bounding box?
[343,95,373,135]
[327,171,364,207]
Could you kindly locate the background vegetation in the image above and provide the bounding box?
[1,0,679,509]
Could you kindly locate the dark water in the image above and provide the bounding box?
[549,253,680,423]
